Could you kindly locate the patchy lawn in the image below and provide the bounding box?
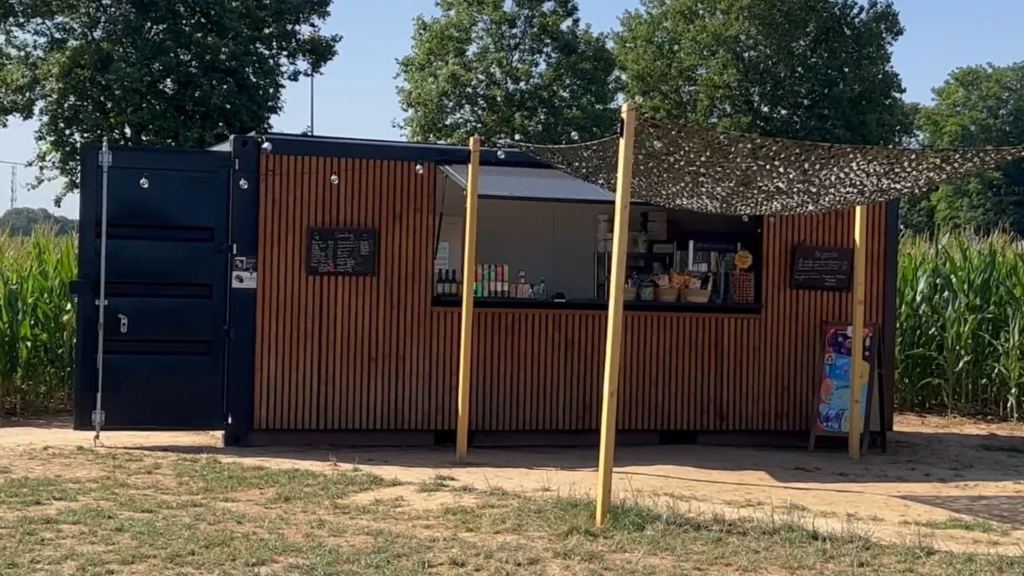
[0,447,1021,575]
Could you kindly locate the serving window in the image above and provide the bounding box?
[431,166,762,313]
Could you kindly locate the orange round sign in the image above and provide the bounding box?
[734,250,753,270]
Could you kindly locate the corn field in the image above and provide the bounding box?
[1,228,1023,421]
[0,227,77,416]
[896,233,1024,421]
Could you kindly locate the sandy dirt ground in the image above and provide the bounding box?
[1,414,1022,554]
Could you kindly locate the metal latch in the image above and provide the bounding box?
[91,410,105,426]
[117,314,129,334]
[98,149,112,168]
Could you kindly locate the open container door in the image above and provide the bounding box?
[73,145,232,431]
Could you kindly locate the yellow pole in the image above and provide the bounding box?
[595,103,638,526]
[848,204,868,460]
[456,136,482,464]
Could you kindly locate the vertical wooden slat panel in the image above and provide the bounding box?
[283,157,298,429]
[256,156,890,434]
[314,157,327,429]
[325,158,338,429]
[254,156,268,428]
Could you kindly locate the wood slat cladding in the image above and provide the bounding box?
[256,155,888,432]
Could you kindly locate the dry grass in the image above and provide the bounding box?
[0,447,1021,575]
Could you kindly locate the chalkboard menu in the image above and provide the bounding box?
[307,227,378,276]
[791,245,853,291]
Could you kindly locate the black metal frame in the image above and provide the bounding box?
[223,135,260,446]
[72,145,99,430]
[882,199,899,433]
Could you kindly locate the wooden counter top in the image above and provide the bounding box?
[431,295,762,315]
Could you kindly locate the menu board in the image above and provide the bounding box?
[791,245,853,291]
[307,227,377,276]
[812,323,876,437]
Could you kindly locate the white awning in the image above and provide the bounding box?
[438,164,614,203]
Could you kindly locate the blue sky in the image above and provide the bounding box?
[1,0,1021,217]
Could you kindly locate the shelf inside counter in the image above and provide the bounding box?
[432,295,761,314]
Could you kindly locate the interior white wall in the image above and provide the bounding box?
[435,175,613,298]
[433,174,757,298]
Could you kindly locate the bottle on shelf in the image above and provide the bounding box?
[436,269,444,296]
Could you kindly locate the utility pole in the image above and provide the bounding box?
[9,165,16,210]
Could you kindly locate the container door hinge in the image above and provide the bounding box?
[91,410,105,426]
[98,149,112,168]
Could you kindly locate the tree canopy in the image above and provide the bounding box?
[0,207,76,237]
[395,0,620,145]
[903,62,1024,235]
[0,0,341,205]
[614,0,913,146]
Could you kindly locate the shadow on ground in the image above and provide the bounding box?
[899,495,1024,527]
[122,426,1024,486]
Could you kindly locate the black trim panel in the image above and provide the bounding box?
[882,199,899,432]
[224,135,260,446]
[262,134,546,168]
[432,296,762,315]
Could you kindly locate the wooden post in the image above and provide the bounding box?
[848,204,868,459]
[456,136,482,464]
[595,103,638,526]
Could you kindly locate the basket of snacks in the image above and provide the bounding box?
[651,272,680,302]
[681,270,713,303]
[638,284,655,301]
[656,286,679,302]
[682,288,712,303]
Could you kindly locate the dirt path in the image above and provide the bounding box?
[2,414,1022,554]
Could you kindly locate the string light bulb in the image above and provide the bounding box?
[497,149,506,159]
[415,163,424,174]
[570,131,580,141]
[330,174,339,185]
[653,140,664,150]
[238,178,249,190]
[139,174,149,189]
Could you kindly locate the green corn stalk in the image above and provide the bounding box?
[0,226,77,416]
[896,231,1024,421]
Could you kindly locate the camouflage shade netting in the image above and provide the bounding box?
[514,118,1024,216]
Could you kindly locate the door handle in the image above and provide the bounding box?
[117,314,129,334]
